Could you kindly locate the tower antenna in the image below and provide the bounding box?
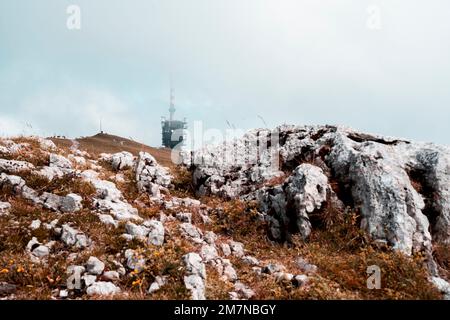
[169,78,176,121]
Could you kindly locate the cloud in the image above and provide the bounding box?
[16,86,141,140]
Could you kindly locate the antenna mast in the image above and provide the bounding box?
[169,80,176,121]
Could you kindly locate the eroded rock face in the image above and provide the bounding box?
[251,164,342,241]
[187,125,450,257]
[135,152,172,198]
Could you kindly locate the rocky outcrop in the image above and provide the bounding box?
[135,152,172,198]
[186,125,450,258]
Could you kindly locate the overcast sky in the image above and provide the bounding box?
[1,0,450,146]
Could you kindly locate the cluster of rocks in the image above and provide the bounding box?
[135,152,172,199]
[81,169,140,222]
[25,219,91,255]
[123,220,165,246]
[0,172,83,213]
[65,256,121,297]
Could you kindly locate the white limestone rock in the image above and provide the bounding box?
[145,220,165,246]
[86,257,105,275]
[49,153,72,169]
[86,282,121,296]
[0,201,11,216]
[0,159,35,173]
[30,219,41,230]
[183,252,206,300]
[135,152,172,197]
[61,224,90,248]
[125,222,150,239]
[111,151,134,171]
[180,223,203,244]
[81,170,140,221]
[148,276,167,294]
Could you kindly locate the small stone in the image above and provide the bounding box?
[111,151,134,171]
[32,245,50,258]
[30,219,41,230]
[61,224,90,248]
[60,193,83,213]
[262,263,284,275]
[229,241,245,257]
[59,289,68,298]
[86,282,121,296]
[86,256,105,275]
[103,271,120,281]
[220,243,231,257]
[176,212,192,223]
[223,262,238,282]
[0,202,11,216]
[252,267,262,275]
[234,282,255,299]
[293,274,309,287]
[274,272,294,283]
[0,282,17,296]
[204,231,217,245]
[180,223,203,243]
[296,257,318,274]
[184,275,205,300]
[183,253,206,279]
[112,261,126,276]
[99,214,118,227]
[67,265,86,275]
[148,276,167,294]
[242,256,259,266]
[49,153,72,169]
[26,237,40,252]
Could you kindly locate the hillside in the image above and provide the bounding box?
[0,125,450,300]
[50,133,173,167]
